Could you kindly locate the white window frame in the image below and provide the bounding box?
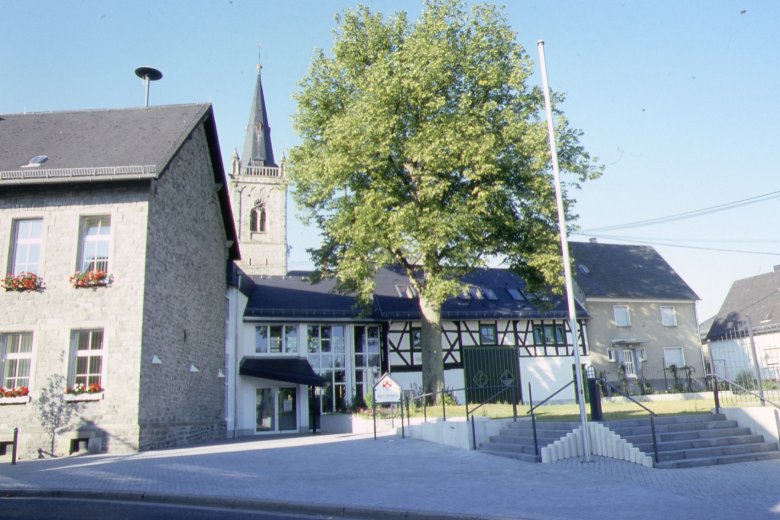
[69,329,105,388]
[637,347,647,362]
[1,332,34,389]
[607,348,616,362]
[663,347,685,369]
[479,323,498,345]
[660,306,677,327]
[9,218,43,275]
[622,349,636,377]
[306,324,347,413]
[255,324,298,354]
[613,305,631,327]
[78,215,111,273]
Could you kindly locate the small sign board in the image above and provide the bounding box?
[373,373,402,404]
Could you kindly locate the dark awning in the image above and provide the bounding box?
[239,357,326,387]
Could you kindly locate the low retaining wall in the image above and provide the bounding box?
[720,407,780,444]
[604,391,714,403]
[404,417,518,450]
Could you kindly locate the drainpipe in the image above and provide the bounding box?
[232,275,242,438]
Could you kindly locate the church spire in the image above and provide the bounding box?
[242,60,276,168]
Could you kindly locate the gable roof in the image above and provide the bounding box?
[0,103,239,260]
[569,241,698,301]
[242,265,588,321]
[706,268,780,341]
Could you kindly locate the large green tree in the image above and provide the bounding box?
[289,0,600,401]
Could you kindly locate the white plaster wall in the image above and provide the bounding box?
[520,356,585,403]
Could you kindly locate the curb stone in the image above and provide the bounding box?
[0,489,527,520]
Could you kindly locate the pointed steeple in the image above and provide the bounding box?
[242,63,276,168]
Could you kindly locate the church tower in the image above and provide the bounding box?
[229,63,287,276]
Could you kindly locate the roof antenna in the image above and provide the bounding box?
[134,66,163,107]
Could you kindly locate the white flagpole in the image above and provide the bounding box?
[536,40,591,462]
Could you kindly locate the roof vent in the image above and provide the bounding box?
[21,155,48,168]
[577,263,590,275]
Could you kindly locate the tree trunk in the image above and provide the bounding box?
[419,296,445,404]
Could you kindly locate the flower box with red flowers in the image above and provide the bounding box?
[66,383,103,395]
[2,272,44,292]
[69,271,112,288]
[64,383,104,402]
[0,386,31,404]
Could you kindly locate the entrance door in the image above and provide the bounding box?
[622,349,636,376]
[256,387,297,433]
[256,388,275,432]
[278,387,297,431]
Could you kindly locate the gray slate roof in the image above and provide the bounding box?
[1,104,210,181]
[242,266,587,321]
[0,103,239,259]
[706,268,780,341]
[570,242,698,301]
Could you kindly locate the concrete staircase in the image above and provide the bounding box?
[608,413,780,469]
[479,413,780,468]
[479,420,581,463]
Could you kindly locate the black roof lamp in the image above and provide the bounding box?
[135,66,163,108]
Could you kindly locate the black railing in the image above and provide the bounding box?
[708,373,780,413]
[466,385,519,450]
[403,387,451,424]
[600,379,659,464]
[526,381,574,457]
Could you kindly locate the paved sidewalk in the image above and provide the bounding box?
[1,432,780,519]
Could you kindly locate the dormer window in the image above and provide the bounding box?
[21,155,48,168]
[394,284,417,299]
[507,288,526,301]
[250,204,267,233]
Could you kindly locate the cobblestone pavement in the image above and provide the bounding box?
[1,433,779,519]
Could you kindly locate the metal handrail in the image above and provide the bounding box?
[707,373,780,412]
[600,378,659,464]
[526,380,574,416]
[467,385,519,450]
[526,380,574,457]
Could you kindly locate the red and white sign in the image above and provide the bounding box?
[374,373,402,403]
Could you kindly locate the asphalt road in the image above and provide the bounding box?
[0,497,366,520]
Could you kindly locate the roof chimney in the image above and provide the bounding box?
[773,265,780,273]
[589,237,598,244]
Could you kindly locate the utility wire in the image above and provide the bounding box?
[581,188,780,232]
[572,232,780,256]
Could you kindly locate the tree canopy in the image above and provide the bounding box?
[289,0,601,398]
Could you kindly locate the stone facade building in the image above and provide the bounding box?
[0,104,238,457]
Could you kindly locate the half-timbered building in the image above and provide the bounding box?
[225,265,589,436]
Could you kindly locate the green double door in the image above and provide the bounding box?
[462,346,521,405]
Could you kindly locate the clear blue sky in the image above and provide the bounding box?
[3,0,778,321]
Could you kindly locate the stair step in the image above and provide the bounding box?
[480,447,540,463]
[656,441,778,462]
[482,441,539,455]
[654,449,780,469]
